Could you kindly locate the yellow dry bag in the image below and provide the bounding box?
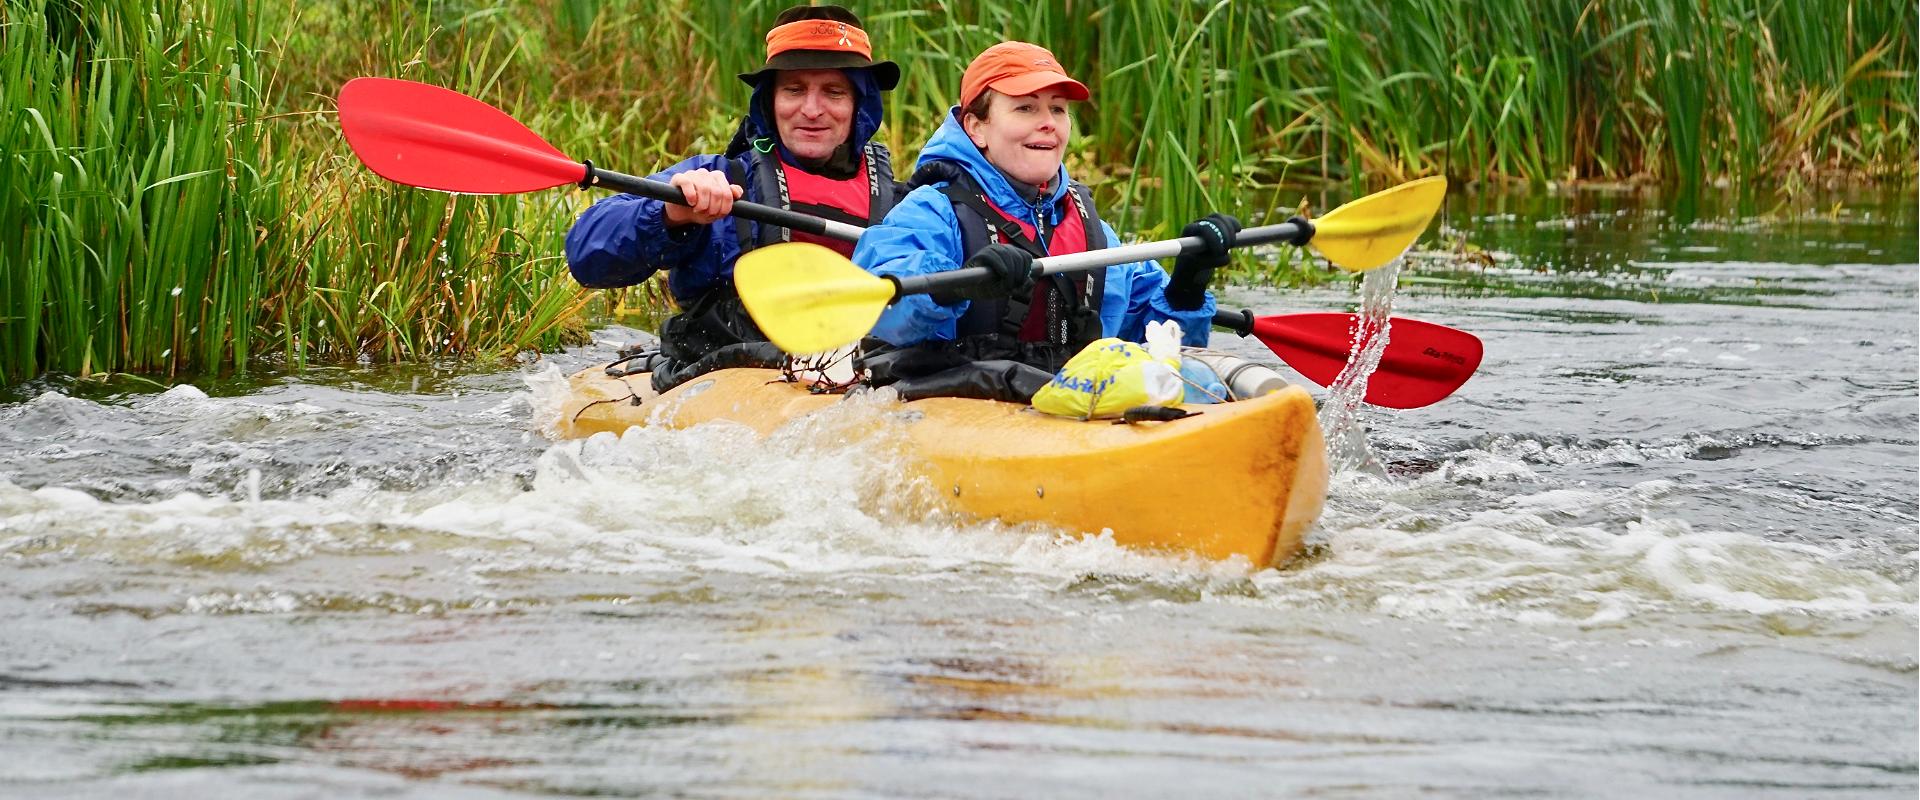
[1031,329,1185,420]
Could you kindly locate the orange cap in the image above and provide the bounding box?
[959,42,1090,110]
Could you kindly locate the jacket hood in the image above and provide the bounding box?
[724,68,887,162]
[914,107,1070,215]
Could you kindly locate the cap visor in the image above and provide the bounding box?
[739,51,900,90]
[986,71,1090,102]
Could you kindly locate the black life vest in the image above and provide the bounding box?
[652,142,901,393]
[908,161,1109,373]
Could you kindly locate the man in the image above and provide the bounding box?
[565,5,902,391]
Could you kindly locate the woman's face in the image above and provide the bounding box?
[963,88,1073,188]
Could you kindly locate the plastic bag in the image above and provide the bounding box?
[1032,322,1185,419]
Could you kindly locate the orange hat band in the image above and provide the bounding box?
[764,19,872,60]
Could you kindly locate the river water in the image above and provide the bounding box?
[2,191,1915,798]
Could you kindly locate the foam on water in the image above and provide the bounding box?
[1252,467,1917,626]
[522,362,573,440]
[2,385,1906,627]
[2,293,1912,628]
[1,384,1254,618]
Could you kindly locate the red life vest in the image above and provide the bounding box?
[971,192,1092,341]
[776,158,869,257]
[732,143,896,259]
[976,193,1090,256]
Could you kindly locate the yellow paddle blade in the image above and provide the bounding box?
[1310,175,1448,272]
[733,242,897,354]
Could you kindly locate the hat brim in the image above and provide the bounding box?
[985,71,1090,102]
[738,50,900,91]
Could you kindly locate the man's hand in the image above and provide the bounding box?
[661,169,743,226]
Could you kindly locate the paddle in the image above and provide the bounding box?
[1210,309,1481,410]
[733,176,1448,355]
[335,77,868,244]
[336,77,1476,406]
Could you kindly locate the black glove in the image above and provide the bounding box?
[1167,213,1239,311]
[933,243,1035,304]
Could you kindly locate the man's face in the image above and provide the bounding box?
[771,69,856,161]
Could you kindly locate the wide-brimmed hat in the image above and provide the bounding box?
[737,5,900,91]
[960,41,1089,109]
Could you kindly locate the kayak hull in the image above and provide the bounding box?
[555,366,1326,566]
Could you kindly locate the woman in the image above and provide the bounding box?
[852,41,1237,402]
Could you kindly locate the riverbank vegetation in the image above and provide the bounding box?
[3,0,1911,386]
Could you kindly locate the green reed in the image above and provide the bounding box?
[3,0,273,384]
[685,0,1911,215]
[253,1,599,367]
[1,0,624,385]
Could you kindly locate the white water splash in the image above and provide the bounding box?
[523,362,573,439]
[1316,257,1404,474]
[2,346,1910,625]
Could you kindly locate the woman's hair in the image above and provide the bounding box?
[962,88,996,122]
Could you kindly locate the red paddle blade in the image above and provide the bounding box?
[337,77,583,194]
[1249,312,1483,409]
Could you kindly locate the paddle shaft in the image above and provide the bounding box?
[338,78,1433,279]
[581,164,868,244]
[1212,308,1260,337]
[609,164,1319,306]
[593,163,1320,335]
[886,218,1315,299]
[576,145,1449,380]
[631,174,1466,387]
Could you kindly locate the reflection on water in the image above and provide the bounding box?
[1,190,1914,797]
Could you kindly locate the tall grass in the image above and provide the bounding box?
[685,0,1911,225]
[2,0,273,384]
[2,0,1912,387]
[252,1,606,367]
[2,0,618,385]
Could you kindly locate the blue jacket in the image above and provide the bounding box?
[851,109,1215,348]
[564,70,889,305]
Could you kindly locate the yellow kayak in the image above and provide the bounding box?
[554,365,1327,566]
